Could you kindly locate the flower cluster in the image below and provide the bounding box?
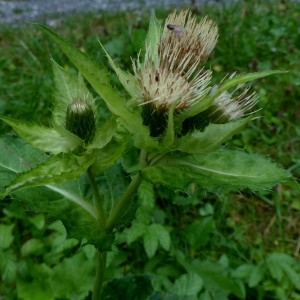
[132,9,258,136]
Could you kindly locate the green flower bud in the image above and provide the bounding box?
[66,100,96,144]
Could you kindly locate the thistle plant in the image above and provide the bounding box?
[0,9,291,299]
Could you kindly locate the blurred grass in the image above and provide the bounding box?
[0,0,299,259]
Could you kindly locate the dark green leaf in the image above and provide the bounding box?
[102,274,153,300]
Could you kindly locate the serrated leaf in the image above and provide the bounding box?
[100,44,140,99]
[1,153,94,198]
[142,149,290,191]
[173,272,203,296]
[0,250,17,282]
[52,60,96,127]
[125,222,146,244]
[191,260,245,299]
[143,227,159,258]
[248,264,264,287]
[181,70,286,120]
[17,264,53,300]
[174,117,253,154]
[0,116,82,154]
[0,224,14,249]
[151,224,171,251]
[50,251,95,299]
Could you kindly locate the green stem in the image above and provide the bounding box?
[87,167,106,227]
[92,251,107,300]
[105,150,148,231]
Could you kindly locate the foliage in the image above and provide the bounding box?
[0,1,299,300]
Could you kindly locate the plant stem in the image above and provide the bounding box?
[105,150,148,231]
[105,173,142,231]
[87,167,106,227]
[92,251,107,300]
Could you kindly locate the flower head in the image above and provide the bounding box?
[133,10,218,115]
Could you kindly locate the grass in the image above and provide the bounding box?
[0,0,299,299]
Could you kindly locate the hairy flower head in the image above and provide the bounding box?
[133,10,218,114]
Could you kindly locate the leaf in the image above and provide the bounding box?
[14,184,113,250]
[21,239,45,257]
[0,249,17,283]
[0,224,14,249]
[17,264,53,300]
[181,70,286,120]
[102,274,153,300]
[1,153,94,197]
[52,59,96,127]
[174,117,253,154]
[266,252,300,290]
[151,224,171,251]
[142,149,290,191]
[143,12,161,68]
[184,217,215,248]
[0,116,82,154]
[100,43,140,99]
[0,136,47,184]
[173,272,203,297]
[125,222,146,244]
[143,226,159,258]
[191,260,245,299]
[89,120,129,175]
[50,251,95,300]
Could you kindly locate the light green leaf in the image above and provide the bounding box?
[174,117,253,154]
[100,44,140,99]
[151,224,171,251]
[89,119,129,174]
[143,227,159,258]
[21,239,45,257]
[0,224,14,249]
[0,116,82,154]
[248,264,265,287]
[52,60,96,127]
[0,250,17,282]
[1,153,94,198]
[29,214,45,230]
[191,260,245,299]
[142,149,290,191]
[125,222,146,244]
[181,70,286,120]
[173,272,203,296]
[143,12,161,68]
[17,264,53,300]
[50,251,95,299]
